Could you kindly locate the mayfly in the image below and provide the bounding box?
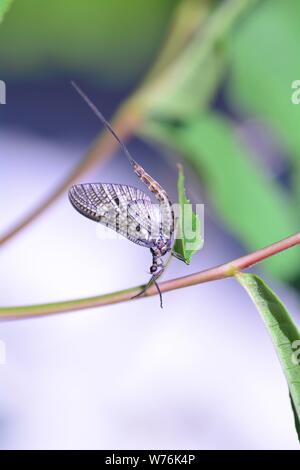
[69,82,175,308]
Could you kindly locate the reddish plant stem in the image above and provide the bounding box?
[1,232,299,321]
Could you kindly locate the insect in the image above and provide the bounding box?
[69,82,175,308]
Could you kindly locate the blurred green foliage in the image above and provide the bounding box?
[138,0,226,120]
[229,0,300,203]
[229,0,300,166]
[144,113,299,279]
[0,0,13,23]
[0,0,179,87]
[138,0,257,119]
[139,0,300,282]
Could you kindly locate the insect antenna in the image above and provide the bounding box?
[71,80,136,167]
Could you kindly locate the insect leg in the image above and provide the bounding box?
[132,273,163,308]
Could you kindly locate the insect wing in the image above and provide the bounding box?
[69,183,153,247]
[128,199,162,243]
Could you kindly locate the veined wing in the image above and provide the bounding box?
[128,200,162,242]
[69,183,154,247]
[69,183,150,221]
[129,200,174,242]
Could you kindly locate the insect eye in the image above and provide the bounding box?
[150,265,157,273]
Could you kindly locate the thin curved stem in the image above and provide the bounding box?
[1,232,299,321]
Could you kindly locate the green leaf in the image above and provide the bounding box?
[173,164,203,264]
[0,0,13,23]
[140,112,300,280]
[236,272,300,442]
[290,392,300,440]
